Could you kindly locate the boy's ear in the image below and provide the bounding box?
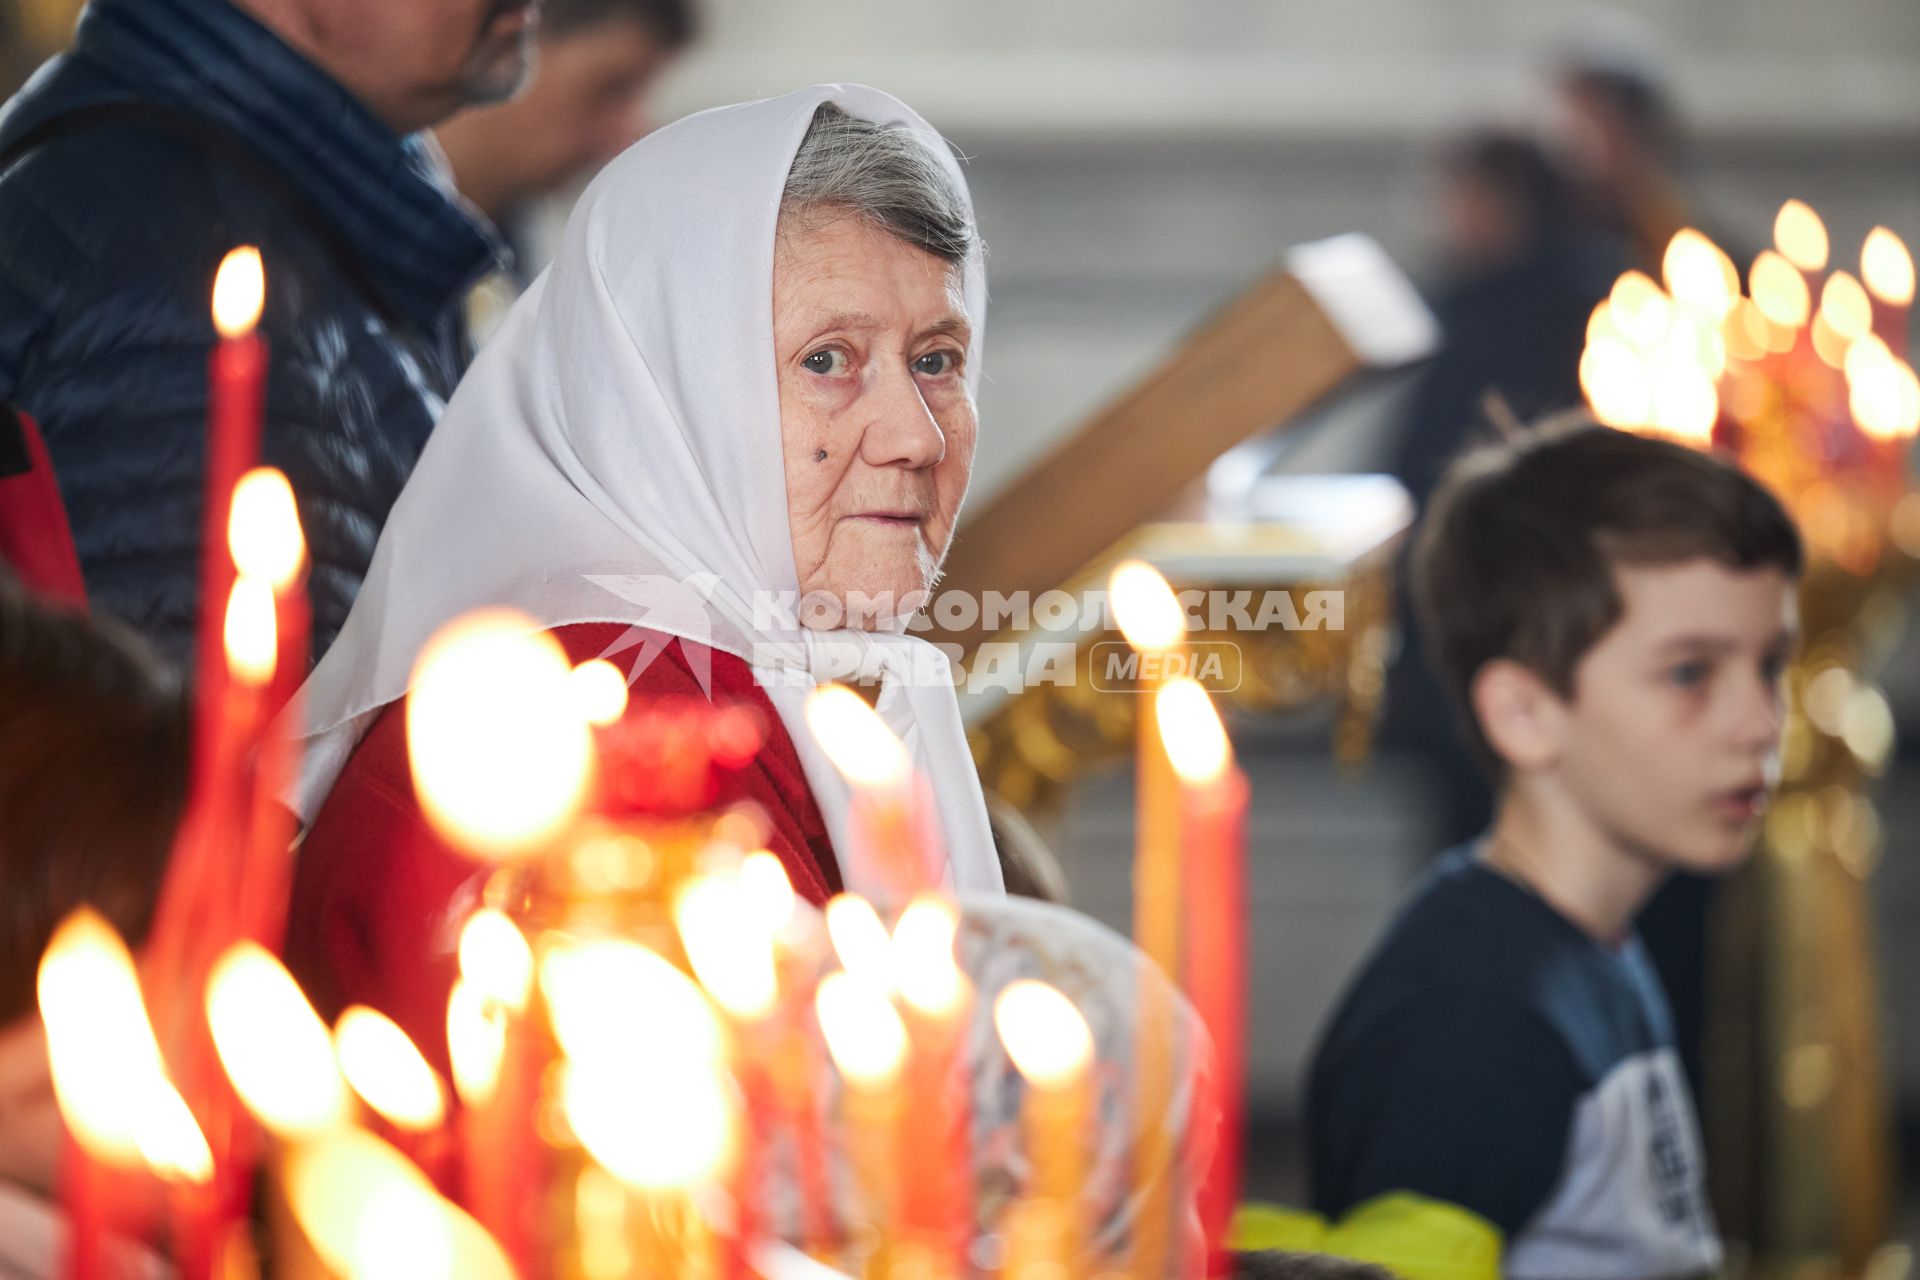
[1471,658,1565,773]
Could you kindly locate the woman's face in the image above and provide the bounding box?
[773,213,976,628]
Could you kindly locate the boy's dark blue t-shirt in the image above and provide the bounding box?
[1306,846,1722,1279]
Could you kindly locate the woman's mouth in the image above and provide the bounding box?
[1710,784,1770,823]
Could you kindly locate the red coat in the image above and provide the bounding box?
[283,623,842,1073]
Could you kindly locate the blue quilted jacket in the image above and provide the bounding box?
[0,0,504,667]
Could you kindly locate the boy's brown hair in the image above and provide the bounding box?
[1413,416,1802,770]
[0,570,188,1025]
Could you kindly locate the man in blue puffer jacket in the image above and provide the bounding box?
[0,0,527,668]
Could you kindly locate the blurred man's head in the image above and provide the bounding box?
[436,0,695,220]
[239,0,546,133]
[1438,131,1575,269]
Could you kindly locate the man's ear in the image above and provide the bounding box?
[1471,658,1565,774]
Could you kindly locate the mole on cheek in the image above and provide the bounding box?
[813,447,828,463]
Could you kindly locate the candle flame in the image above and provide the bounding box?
[36,909,212,1182]
[1155,677,1233,784]
[1578,335,1650,429]
[334,1006,448,1133]
[206,941,349,1139]
[457,909,534,1013]
[1663,229,1737,317]
[542,938,724,1069]
[445,980,506,1108]
[739,850,797,934]
[891,894,965,1017]
[1851,353,1920,442]
[569,658,630,728]
[286,1128,513,1280]
[825,893,893,990]
[407,609,593,859]
[676,871,779,1021]
[1773,199,1829,272]
[223,575,278,685]
[212,246,265,338]
[1820,272,1874,342]
[1722,301,1767,364]
[1107,560,1185,654]
[803,684,910,788]
[1862,227,1915,306]
[1751,251,1812,330]
[1846,334,1894,386]
[815,970,907,1090]
[1648,364,1720,446]
[1607,271,1670,350]
[227,467,305,590]
[993,979,1093,1090]
[562,1060,737,1191]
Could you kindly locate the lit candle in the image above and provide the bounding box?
[1108,558,1187,1278]
[1158,677,1251,1277]
[993,980,1095,1279]
[815,970,909,1273]
[891,895,974,1272]
[227,467,307,949]
[332,1005,453,1189]
[448,911,538,1272]
[38,910,215,1280]
[1862,226,1914,355]
[805,684,934,901]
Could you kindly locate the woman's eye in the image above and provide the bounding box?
[802,349,850,376]
[913,351,958,377]
[1668,660,1710,689]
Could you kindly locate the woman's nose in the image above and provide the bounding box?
[859,366,945,469]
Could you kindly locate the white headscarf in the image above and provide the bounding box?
[293,84,1003,898]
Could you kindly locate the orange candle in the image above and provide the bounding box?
[805,684,934,901]
[993,980,1095,1279]
[1109,559,1188,1277]
[1159,677,1251,1277]
[891,895,973,1271]
[815,971,908,1272]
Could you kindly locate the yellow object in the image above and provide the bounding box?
[1230,1193,1503,1280]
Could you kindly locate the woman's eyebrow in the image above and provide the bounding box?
[806,310,971,342]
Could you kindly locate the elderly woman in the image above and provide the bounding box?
[284,85,1004,1052]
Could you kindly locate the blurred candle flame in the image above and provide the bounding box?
[1862,227,1915,306]
[406,609,593,859]
[1773,199,1829,272]
[676,871,779,1021]
[815,970,908,1090]
[1155,677,1233,784]
[223,574,278,685]
[206,941,349,1139]
[446,980,506,1108]
[212,246,265,337]
[891,894,965,1017]
[286,1127,512,1280]
[1752,251,1812,329]
[542,938,725,1069]
[739,850,797,934]
[334,1005,448,1133]
[569,658,630,728]
[227,466,305,589]
[825,893,894,990]
[992,980,1094,1091]
[1821,272,1874,342]
[804,684,910,788]
[36,909,213,1182]
[1663,229,1737,318]
[1108,559,1185,654]
[458,909,534,1014]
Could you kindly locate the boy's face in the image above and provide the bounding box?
[1552,557,1798,875]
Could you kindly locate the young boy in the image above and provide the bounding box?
[1307,420,1801,1278]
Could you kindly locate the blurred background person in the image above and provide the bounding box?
[437,0,695,259]
[1381,131,1623,855]
[0,0,523,671]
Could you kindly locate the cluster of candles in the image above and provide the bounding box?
[1578,203,1917,568]
[34,249,1250,1278]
